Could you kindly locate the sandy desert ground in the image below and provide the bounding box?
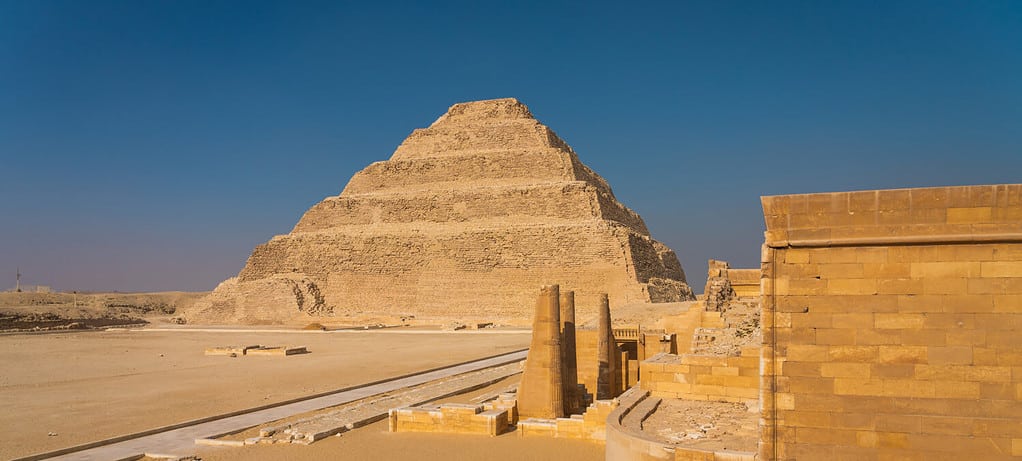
[0,328,530,459]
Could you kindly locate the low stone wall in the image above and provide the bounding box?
[728,269,761,298]
[518,399,617,441]
[640,349,760,406]
[388,403,509,436]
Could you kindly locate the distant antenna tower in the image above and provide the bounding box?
[16,266,21,292]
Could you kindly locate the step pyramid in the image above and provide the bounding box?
[190,98,694,324]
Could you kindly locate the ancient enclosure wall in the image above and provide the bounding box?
[640,348,760,406]
[759,184,1022,460]
[188,98,694,324]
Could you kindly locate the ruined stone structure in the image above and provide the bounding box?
[392,285,624,443]
[559,290,583,415]
[596,294,617,400]
[704,259,737,312]
[188,98,694,324]
[517,285,565,419]
[759,184,1022,460]
[389,403,511,436]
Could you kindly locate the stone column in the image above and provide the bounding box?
[559,290,580,415]
[517,285,564,419]
[596,293,618,399]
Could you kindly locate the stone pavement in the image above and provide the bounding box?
[225,361,521,445]
[23,349,528,461]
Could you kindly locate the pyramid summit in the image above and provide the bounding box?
[390,97,571,161]
[189,98,695,325]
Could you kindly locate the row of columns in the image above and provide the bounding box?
[518,284,617,419]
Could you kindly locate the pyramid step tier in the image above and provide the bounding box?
[391,119,572,161]
[241,222,682,290]
[342,148,614,198]
[294,181,649,235]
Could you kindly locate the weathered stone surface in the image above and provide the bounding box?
[703,259,736,312]
[518,285,564,419]
[596,293,617,399]
[559,290,582,415]
[188,98,694,324]
[759,183,1022,461]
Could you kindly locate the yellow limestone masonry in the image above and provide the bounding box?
[188,98,694,324]
[759,184,1022,461]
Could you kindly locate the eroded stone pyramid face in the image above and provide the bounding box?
[189,98,694,324]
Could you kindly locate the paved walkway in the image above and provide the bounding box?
[26,349,528,461]
[136,327,530,334]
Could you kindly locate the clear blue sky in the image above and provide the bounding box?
[1,0,1020,293]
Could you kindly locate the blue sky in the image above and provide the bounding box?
[1,0,1020,292]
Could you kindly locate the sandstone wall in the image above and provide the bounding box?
[729,269,761,298]
[576,329,606,400]
[640,349,760,406]
[389,404,509,436]
[759,184,1022,460]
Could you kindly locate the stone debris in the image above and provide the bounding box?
[641,398,758,452]
[141,454,201,461]
[207,362,522,445]
[204,345,308,357]
[245,346,309,357]
[692,260,762,356]
[185,98,694,326]
[692,299,761,356]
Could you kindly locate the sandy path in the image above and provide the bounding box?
[0,328,529,459]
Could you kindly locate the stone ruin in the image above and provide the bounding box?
[390,284,624,440]
[188,98,694,325]
[695,259,762,356]
[703,259,737,313]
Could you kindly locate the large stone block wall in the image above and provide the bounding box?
[640,349,760,405]
[759,184,1022,460]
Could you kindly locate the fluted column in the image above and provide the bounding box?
[517,285,564,419]
[596,293,617,399]
[559,290,580,415]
